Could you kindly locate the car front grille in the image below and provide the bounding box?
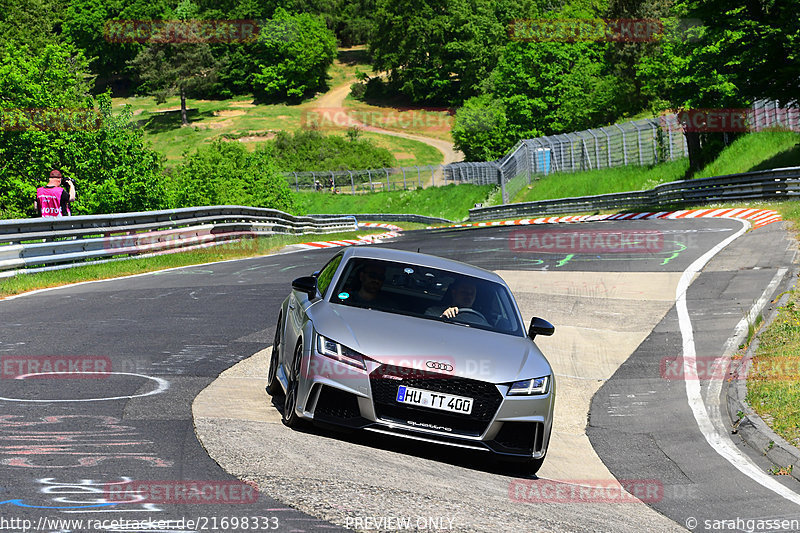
[369,364,503,436]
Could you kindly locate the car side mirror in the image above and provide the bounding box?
[528,317,555,340]
[292,276,318,299]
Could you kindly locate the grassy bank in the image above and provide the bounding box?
[695,131,800,178]
[745,200,800,450]
[512,131,800,204]
[294,184,493,221]
[512,159,689,203]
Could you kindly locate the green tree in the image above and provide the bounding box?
[0,41,167,218]
[63,0,135,91]
[0,0,65,53]
[635,0,800,171]
[603,0,674,117]
[127,1,220,125]
[453,33,620,160]
[369,0,535,105]
[129,42,219,125]
[250,9,337,102]
[452,95,518,161]
[170,141,296,212]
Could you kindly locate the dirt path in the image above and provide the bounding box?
[314,83,464,166]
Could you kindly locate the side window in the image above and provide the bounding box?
[316,254,343,297]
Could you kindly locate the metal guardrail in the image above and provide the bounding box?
[468,167,800,221]
[0,206,357,277]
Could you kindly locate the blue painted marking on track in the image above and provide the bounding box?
[0,499,116,509]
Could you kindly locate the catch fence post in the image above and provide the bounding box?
[614,124,627,166]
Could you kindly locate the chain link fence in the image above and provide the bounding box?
[285,100,797,203]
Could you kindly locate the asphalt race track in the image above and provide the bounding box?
[0,217,798,532]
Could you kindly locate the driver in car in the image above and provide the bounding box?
[350,260,387,306]
[426,279,486,322]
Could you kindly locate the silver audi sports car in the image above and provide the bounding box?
[267,247,555,473]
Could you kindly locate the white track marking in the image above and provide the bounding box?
[0,372,169,402]
[677,219,800,506]
[703,268,789,458]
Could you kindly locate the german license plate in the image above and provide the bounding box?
[396,385,473,414]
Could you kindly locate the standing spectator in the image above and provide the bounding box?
[35,169,76,217]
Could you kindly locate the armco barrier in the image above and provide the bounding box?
[469,166,800,221]
[0,206,357,277]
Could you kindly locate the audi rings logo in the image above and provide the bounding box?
[426,360,454,372]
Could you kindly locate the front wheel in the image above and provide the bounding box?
[266,315,282,396]
[282,343,305,428]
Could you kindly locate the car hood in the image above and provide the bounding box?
[310,302,552,384]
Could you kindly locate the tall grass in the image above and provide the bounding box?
[513,160,689,203]
[694,131,800,178]
[512,131,800,203]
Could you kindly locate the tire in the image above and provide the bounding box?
[282,343,305,428]
[266,315,282,396]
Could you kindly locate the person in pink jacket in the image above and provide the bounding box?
[35,169,76,217]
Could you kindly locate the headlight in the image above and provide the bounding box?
[316,334,366,370]
[507,376,549,395]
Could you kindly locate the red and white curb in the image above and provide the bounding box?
[295,223,403,250]
[442,208,782,230]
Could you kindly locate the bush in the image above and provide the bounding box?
[169,141,295,212]
[452,95,523,161]
[350,82,367,100]
[266,130,396,171]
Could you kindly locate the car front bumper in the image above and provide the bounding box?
[298,350,555,459]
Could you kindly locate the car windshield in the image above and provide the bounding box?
[329,258,524,336]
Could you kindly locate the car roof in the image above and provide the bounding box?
[340,247,506,285]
